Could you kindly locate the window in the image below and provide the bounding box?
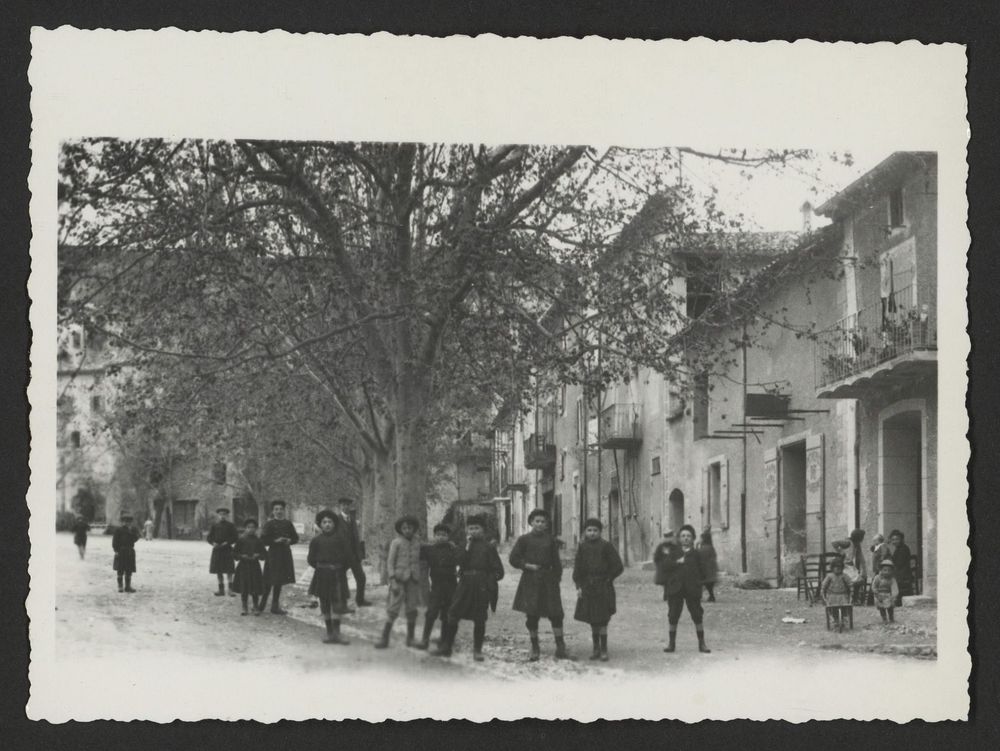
[692,373,710,441]
[559,384,567,416]
[212,461,227,485]
[888,187,905,228]
[708,462,721,525]
[575,396,585,444]
[704,458,729,529]
[70,430,81,448]
[560,450,566,482]
[90,395,103,413]
[71,330,82,349]
[651,456,661,476]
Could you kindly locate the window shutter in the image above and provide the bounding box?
[721,458,730,529]
[701,466,710,528]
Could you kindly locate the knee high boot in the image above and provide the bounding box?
[664,625,677,653]
[124,574,135,593]
[405,613,418,647]
[696,625,711,653]
[270,585,285,614]
[431,621,456,657]
[528,629,541,662]
[473,621,486,662]
[553,627,570,660]
[117,575,124,593]
[417,613,435,649]
[590,627,601,660]
[599,626,609,662]
[374,620,393,649]
[325,619,350,645]
[227,575,236,597]
[215,575,225,596]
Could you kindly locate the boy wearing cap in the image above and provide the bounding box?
[308,509,352,644]
[207,507,239,596]
[374,515,424,649]
[432,514,504,661]
[233,517,267,615]
[112,513,139,593]
[510,508,570,661]
[871,559,900,624]
[415,522,460,650]
[573,518,624,661]
[258,501,299,614]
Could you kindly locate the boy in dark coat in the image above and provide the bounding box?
[308,509,352,645]
[375,514,424,649]
[416,522,460,650]
[336,497,372,608]
[111,513,139,593]
[232,517,266,615]
[72,515,90,559]
[207,507,239,596]
[258,501,299,614]
[510,508,570,661]
[432,514,504,661]
[655,524,710,653]
[573,518,624,661]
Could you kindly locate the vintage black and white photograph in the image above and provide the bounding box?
[27,31,969,722]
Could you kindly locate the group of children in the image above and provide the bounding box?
[821,555,901,632]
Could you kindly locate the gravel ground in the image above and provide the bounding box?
[54,534,937,683]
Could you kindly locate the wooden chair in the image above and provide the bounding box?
[797,553,842,606]
[825,605,854,631]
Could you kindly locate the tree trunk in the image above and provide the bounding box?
[370,448,396,584]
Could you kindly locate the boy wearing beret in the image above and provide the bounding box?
[258,501,299,615]
[415,522,460,650]
[374,515,424,649]
[207,507,239,596]
[308,509,352,644]
[112,513,139,593]
[510,508,570,661]
[432,514,504,662]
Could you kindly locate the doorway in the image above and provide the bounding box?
[881,410,923,589]
[667,488,685,534]
[780,441,807,559]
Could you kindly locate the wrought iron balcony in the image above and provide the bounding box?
[523,432,556,470]
[814,286,936,398]
[502,465,530,492]
[599,403,641,450]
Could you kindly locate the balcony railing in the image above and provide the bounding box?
[814,285,936,391]
[502,464,530,492]
[599,403,641,450]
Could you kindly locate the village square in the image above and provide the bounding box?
[55,142,939,677]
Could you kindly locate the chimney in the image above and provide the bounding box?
[800,201,814,233]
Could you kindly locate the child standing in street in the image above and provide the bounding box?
[572,518,624,661]
[375,515,424,649]
[233,517,266,615]
[307,509,352,645]
[112,513,139,593]
[821,557,853,632]
[258,501,299,614]
[71,515,90,560]
[432,514,504,662]
[697,530,719,603]
[871,559,900,624]
[656,524,710,653]
[207,507,239,597]
[416,522,460,650]
[510,508,570,661]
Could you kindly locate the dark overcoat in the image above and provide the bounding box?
[261,518,299,586]
[207,519,239,574]
[232,535,266,595]
[509,531,564,619]
[696,543,719,584]
[111,525,139,573]
[72,520,90,547]
[890,541,914,595]
[421,541,460,611]
[448,539,504,623]
[572,538,624,625]
[655,543,704,600]
[306,531,351,613]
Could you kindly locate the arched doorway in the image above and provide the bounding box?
[667,488,685,533]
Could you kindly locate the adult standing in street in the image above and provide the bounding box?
[655,524,710,653]
[71,515,90,559]
[509,508,570,661]
[207,507,239,597]
[336,497,372,608]
[258,501,299,614]
[697,530,719,603]
[886,529,914,605]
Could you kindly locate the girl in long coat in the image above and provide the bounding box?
[572,518,624,661]
[655,524,710,653]
[308,509,351,644]
[232,517,266,614]
[259,501,299,614]
[71,516,90,559]
[111,513,139,593]
[207,507,239,597]
[510,508,569,661]
[697,530,719,602]
[433,514,504,661]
